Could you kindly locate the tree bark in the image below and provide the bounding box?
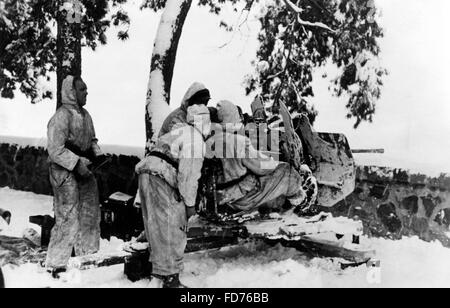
[144,0,193,154]
[56,0,82,110]
[0,267,4,288]
[56,5,64,110]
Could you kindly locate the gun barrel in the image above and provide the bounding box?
[352,149,385,154]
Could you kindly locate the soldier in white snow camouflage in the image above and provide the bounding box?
[45,75,103,277]
[136,104,211,288]
[208,100,317,214]
[159,82,211,137]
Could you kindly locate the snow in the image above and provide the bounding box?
[244,212,364,239]
[0,187,53,238]
[256,61,270,74]
[152,0,186,55]
[34,75,54,103]
[1,187,450,288]
[146,69,172,141]
[0,217,8,233]
[145,0,192,141]
[354,51,380,91]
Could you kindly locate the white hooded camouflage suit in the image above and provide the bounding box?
[46,75,102,269]
[136,105,210,276]
[159,82,209,137]
[210,101,317,213]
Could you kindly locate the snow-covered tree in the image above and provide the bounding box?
[0,0,131,107]
[142,0,254,150]
[245,0,387,128]
[142,0,193,152]
[143,0,386,151]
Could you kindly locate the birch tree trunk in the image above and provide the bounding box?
[145,0,193,154]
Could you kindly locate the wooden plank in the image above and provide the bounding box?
[264,236,375,264]
[68,252,132,270]
[1,217,375,271]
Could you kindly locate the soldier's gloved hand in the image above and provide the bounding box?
[75,158,93,179]
[186,206,197,220]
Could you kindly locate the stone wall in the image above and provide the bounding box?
[328,166,450,247]
[0,142,140,202]
[0,144,52,196]
[1,142,450,246]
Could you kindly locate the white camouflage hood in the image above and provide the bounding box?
[61,75,78,106]
[180,82,208,111]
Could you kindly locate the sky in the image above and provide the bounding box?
[0,0,449,174]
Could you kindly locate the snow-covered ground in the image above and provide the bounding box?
[1,187,450,288]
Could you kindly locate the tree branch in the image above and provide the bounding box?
[282,0,336,33]
[218,0,255,49]
[266,70,284,81]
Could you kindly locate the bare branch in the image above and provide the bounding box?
[266,70,285,81]
[218,0,255,49]
[289,79,302,102]
[282,0,336,33]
